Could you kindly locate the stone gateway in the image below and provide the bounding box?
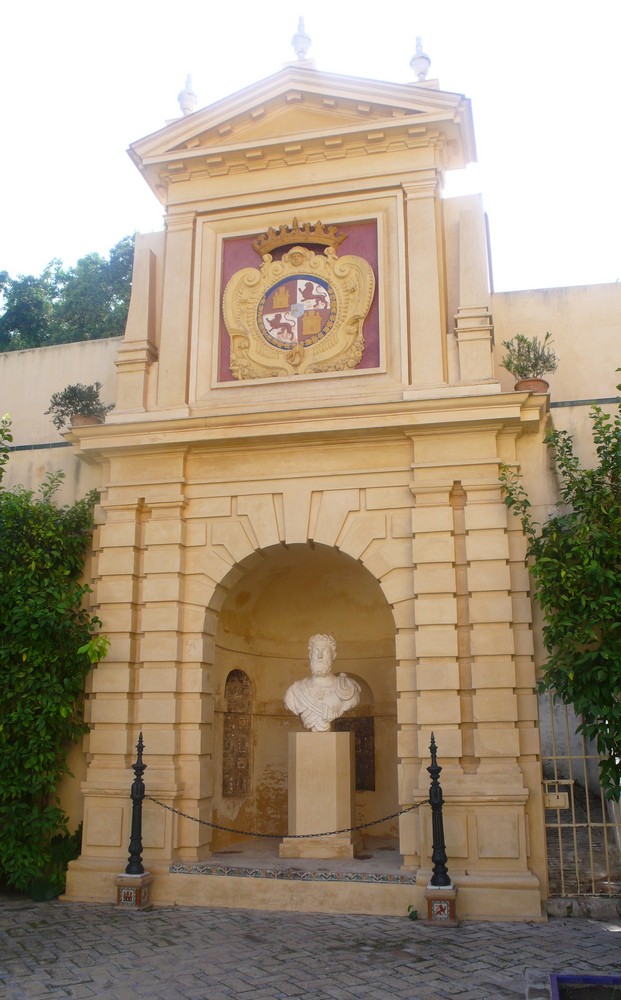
[33,34,610,921]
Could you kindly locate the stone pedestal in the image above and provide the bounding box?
[279,731,362,859]
[424,884,458,927]
[115,872,153,910]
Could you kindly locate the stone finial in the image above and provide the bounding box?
[292,17,311,60]
[178,74,198,116]
[410,37,431,82]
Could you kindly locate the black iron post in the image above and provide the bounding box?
[428,732,452,887]
[125,732,147,875]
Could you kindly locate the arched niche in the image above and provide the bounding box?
[210,542,397,848]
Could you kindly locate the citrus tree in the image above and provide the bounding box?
[501,393,621,799]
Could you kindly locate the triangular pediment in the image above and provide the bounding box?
[188,97,406,147]
[129,66,475,200]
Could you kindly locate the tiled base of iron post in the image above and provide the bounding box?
[114,872,153,910]
[424,885,458,927]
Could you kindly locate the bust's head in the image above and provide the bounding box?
[308,633,337,676]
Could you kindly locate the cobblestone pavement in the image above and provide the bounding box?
[1,892,620,999]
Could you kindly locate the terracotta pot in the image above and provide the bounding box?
[513,378,549,393]
[70,414,104,427]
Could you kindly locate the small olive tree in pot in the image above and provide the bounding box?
[500,332,558,392]
[46,382,113,430]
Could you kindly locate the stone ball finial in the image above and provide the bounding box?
[410,36,431,82]
[178,74,198,116]
[292,17,311,60]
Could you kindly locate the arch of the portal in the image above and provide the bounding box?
[66,410,548,915]
[206,541,398,851]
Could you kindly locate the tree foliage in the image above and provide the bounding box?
[0,265,61,351]
[501,392,621,799]
[0,416,107,892]
[0,235,134,352]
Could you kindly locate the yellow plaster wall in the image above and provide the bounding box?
[493,284,621,403]
[0,337,119,501]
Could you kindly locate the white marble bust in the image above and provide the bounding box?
[284,634,361,733]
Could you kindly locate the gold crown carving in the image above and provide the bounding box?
[252,218,348,256]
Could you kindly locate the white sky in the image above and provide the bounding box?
[2,0,620,292]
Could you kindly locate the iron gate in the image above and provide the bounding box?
[540,691,621,897]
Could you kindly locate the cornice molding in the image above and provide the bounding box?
[69,392,547,460]
[151,124,454,189]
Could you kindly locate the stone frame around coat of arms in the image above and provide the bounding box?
[221,220,377,381]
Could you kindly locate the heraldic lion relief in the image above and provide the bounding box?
[222,219,375,380]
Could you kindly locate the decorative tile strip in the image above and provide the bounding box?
[169,863,416,884]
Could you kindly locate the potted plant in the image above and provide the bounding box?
[500,332,558,392]
[46,382,114,430]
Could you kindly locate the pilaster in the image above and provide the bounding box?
[402,172,447,388]
[454,306,494,382]
[398,476,460,868]
[79,498,147,869]
[453,207,495,384]
[463,484,522,778]
[85,498,145,759]
[139,489,213,861]
[410,482,461,770]
[115,243,159,412]
[156,211,196,409]
[405,425,540,891]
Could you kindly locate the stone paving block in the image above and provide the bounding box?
[179,992,232,1000]
[237,991,285,999]
[333,972,368,986]
[225,977,265,993]
[18,988,66,999]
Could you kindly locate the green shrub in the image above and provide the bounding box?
[0,415,107,892]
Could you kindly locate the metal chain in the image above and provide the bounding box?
[146,795,416,839]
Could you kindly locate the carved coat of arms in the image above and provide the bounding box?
[222,220,375,379]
